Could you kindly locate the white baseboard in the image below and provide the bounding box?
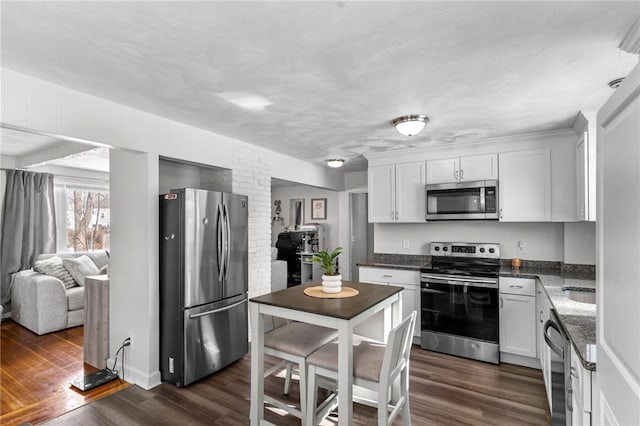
[106,357,162,390]
[500,352,542,369]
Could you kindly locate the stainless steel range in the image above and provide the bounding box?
[420,242,501,364]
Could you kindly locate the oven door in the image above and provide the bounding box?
[421,274,499,343]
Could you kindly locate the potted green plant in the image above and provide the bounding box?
[311,247,343,293]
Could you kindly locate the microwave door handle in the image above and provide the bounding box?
[480,187,486,213]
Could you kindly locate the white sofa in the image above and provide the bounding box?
[10,251,109,335]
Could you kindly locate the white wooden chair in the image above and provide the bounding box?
[305,311,416,426]
[263,322,338,421]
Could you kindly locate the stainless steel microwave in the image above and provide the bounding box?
[425,180,499,220]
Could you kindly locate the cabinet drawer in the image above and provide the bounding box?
[500,276,536,296]
[358,267,420,285]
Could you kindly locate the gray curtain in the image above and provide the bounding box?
[1,170,56,305]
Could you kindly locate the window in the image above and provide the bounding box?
[55,177,110,252]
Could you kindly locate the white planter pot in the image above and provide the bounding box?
[322,274,342,293]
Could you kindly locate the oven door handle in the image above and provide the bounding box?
[543,319,565,359]
[421,274,497,288]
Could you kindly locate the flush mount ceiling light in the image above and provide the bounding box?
[325,159,345,168]
[608,77,625,89]
[391,115,429,136]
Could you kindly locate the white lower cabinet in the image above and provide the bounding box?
[537,283,553,412]
[499,277,537,359]
[358,267,421,339]
[570,345,592,426]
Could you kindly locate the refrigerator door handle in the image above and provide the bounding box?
[188,299,247,319]
[217,204,225,282]
[223,203,231,282]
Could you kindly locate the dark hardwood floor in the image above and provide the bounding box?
[42,344,551,425]
[0,319,131,426]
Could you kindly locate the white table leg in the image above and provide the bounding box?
[250,302,265,425]
[393,292,402,326]
[337,320,353,426]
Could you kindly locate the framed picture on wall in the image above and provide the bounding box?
[311,198,327,220]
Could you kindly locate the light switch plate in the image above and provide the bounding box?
[402,239,410,249]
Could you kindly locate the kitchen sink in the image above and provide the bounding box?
[562,287,596,305]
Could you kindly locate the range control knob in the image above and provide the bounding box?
[443,247,449,252]
[489,248,495,254]
[434,246,440,251]
[479,248,485,253]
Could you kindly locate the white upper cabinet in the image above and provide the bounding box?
[499,148,551,221]
[459,153,498,182]
[573,111,596,222]
[368,161,425,223]
[368,165,395,222]
[426,157,459,184]
[426,153,497,184]
[395,162,426,222]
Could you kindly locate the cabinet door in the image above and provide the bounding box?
[426,157,459,184]
[395,161,426,222]
[389,283,420,338]
[499,293,537,357]
[499,149,551,221]
[460,153,498,181]
[576,134,588,221]
[368,165,395,222]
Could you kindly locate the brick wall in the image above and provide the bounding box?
[232,143,272,298]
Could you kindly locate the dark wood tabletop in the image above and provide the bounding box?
[250,281,402,320]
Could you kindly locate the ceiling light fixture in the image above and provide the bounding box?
[391,115,429,136]
[325,159,345,168]
[608,77,625,89]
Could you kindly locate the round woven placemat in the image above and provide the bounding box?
[303,286,359,299]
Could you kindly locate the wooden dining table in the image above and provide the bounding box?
[249,281,403,426]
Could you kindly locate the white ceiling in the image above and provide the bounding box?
[1,2,639,172]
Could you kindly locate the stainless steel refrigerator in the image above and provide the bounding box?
[159,188,248,386]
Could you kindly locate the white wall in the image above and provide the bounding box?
[345,171,367,192]
[158,158,231,194]
[375,221,565,261]
[109,148,161,389]
[564,221,596,265]
[271,184,342,251]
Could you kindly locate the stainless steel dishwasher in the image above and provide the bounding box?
[543,308,572,426]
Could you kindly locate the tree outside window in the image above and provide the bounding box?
[65,189,110,251]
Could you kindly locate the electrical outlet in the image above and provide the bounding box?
[517,240,526,253]
[125,336,132,349]
[402,239,410,249]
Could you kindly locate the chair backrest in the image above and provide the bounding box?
[379,311,416,385]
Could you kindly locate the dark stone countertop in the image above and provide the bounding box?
[357,253,429,271]
[501,267,596,370]
[356,261,426,271]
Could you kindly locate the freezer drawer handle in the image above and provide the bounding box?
[189,299,247,319]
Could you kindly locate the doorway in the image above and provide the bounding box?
[349,193,373,282]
